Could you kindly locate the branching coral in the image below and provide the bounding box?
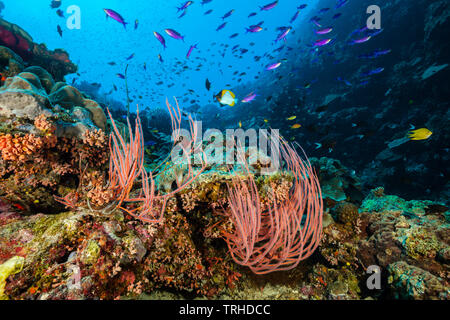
[0,133,42,161]
[1,113,109,212]
[82,129,107,148]
[34,114,56,135]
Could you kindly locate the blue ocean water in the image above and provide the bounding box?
[2,0,319,109]
[1,0,448,201]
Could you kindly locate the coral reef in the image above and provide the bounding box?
[0,52,108,214]
[0,16,448,301]
[0,153,449,300]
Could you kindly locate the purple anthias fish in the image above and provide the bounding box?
[241,92,257,103]
[364,67,384,76]
[246,25,262,33]
[260,0,278,11]
[153,31,166,49]
[275,27,291,42]
[186,44,198,58]
[311,19,322,28]
[352,36,371,44]
[336,0,348,9]
[201,0,213,4]
[290,11,300,23]
[177,1,193,12]
[374,48,391,56]
[266,62,281,70]
[314,38,332,47]
[216,22,227,31]
[104,9,128,29]
[359,80,369,86]
[165,29,185,41]
[222,9,234,20]
[178,10,188,18]
[359,48,391,59]
[351,26,368,36]
[369,29,384,37]
[316,27,333,35]
[116,73,125,79]
[336,77,352,86]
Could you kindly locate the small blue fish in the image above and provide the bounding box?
[336,77,352,86]
[260,0,278,11]
[290,11,300,23]
[363,67,384,76]
[336,0,348,9]
[178,10,188,18]
[369,28,384,37]
[216,22,227,31]
[145,140,157,146]
[222,9,234,20]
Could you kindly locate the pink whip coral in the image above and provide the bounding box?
[102,98,207,223]
[221,135,323,274]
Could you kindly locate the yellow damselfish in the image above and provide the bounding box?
[408,128,432,140]
[286,116,297,121]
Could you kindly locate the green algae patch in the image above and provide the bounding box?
[0,256,25,300]
[81,240,101,265]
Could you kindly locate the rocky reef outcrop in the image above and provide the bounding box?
[0,23,107,214]
[0,157,448,300]
[0,18,76,81]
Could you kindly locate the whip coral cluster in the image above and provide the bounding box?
[220,135,323,274]
[98,98,207,223]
